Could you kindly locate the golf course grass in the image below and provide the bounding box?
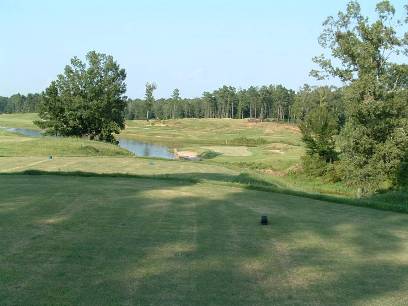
[1,113,408,304]
[1,174,408,305]
[0,114,304,173]
[0,130,131,157]
[0,114,341,196]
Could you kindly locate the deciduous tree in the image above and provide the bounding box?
[35,51,127,144]
[312,0,408,193]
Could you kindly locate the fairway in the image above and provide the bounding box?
[1,174,408,305]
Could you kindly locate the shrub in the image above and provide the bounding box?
[199,150,221,159]
[302,154,341,183]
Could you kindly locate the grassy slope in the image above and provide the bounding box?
[124,118,302,145]
[0,157,237,178]
[0,113,40,129]
[0,129,131,157]
[124,118,303,171]
[0,157,406,213]
[1,174,408,305]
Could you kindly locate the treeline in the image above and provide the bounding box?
[126,84,343,122]
[1,85,344,125]
[0,93,42,113]
[1,84,344,124]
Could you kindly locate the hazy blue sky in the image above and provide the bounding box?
[1,0,406,98]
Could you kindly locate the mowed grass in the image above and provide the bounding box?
[0,156,357,199]
[0,130,131,157]
[1,174,408,305]
[0,113,39,129]
[0,157,238,178]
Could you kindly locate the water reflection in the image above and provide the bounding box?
[118,138,175,159]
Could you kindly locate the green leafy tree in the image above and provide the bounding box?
[298,87,340,178]
[0,96,8,113]
[247,86,260,118]
[312,0,408,194]
[300,105,339,161]
[203,91,217,118]
[144,82,157,120]
[35,51,127,144]
[170,88,181,119]
[237,89,249,119]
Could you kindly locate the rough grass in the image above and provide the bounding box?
[124,118,302,146]
[200,146,252,157]
[1,174,408,305]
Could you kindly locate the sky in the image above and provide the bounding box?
[0,0,406,98]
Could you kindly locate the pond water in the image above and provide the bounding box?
[2,127,175,159]
[118,138,175,159]
[6,127,43,137]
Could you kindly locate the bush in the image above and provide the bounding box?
[199,150,221,159]
[302,154,341,183]
[397,161,408,187]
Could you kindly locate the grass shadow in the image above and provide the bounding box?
[1,174,408,304]
[1,169,407,214]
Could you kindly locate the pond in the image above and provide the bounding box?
[2,127,176,159]
[6,127,43,137]
[118,138,175,159]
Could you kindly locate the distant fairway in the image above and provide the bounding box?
[0,114,304,173]
[1,174,408,305]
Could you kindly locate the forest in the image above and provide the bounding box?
[0,93,42,113]
[0,84,342,122]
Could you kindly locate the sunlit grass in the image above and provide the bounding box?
[0,113,39,129]
[0,135,131,157]
[1,174,408,305]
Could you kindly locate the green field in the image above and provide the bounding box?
[0,114,304,172]
[1,113,408,304]
[0,113,40,129]
[0,114,335,195]
[1,174,408,305]
[123,118,304,173]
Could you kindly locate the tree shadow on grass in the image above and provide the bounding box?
[2,169,407,213]
[1,174,408,304]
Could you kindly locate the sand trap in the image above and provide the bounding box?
[175,150,199,160]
